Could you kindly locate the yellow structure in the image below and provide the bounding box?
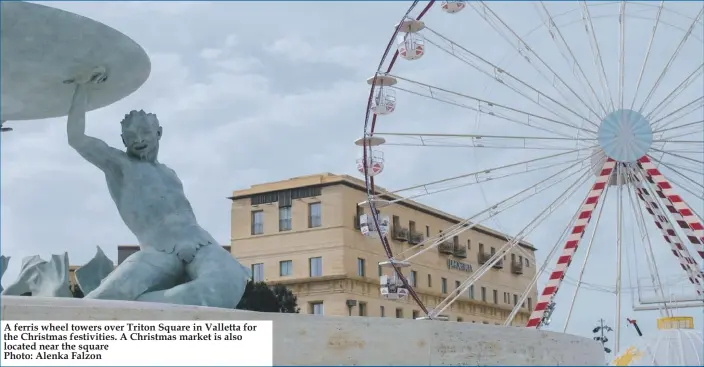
[230,173,539,325]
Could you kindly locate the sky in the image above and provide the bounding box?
[1,0,703,358]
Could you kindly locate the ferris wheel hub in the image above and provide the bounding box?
[597,109,653,163]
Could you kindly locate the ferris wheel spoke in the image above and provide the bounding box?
[431,164,595,318]
[617,1,627,115]
[650,96,704,131]
[649,156,704,178]
[653,119,704,135]
[526,159,616,329]
[637,156,704,255]
[395,160,593,262]
[628,1,665,111]
[650,147,704,167]
[374,132,597,151]
[387,74,598,136]
[637,7,704,114]
[390,85,582,139]
[644,63,703,122]
[469,2,607,122]
[421,27,598,130]
[580,1,616,112]
[504,197,584,326]
[379,156,590,206]
[562,183,610,333]
[381,147,593,198]
[534,2,610,116]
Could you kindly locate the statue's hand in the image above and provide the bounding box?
[63,66,108,85]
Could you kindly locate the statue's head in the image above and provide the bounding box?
[120,110,162,161]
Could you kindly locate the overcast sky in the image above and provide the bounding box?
[2,1,702,355]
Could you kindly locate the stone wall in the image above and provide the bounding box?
[1,296,604,366]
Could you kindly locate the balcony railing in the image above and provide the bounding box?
[453,245,467,258]
[511,261,523,275]
[392,227,409,242]
[478,252,491,264]
[438,239,454,254]
[493,259,504,269]
[409,231,424,245]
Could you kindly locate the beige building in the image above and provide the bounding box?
[230,173,539,325]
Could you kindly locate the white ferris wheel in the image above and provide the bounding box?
[356,0,704,356]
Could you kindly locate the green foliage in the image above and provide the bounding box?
[236,280,299,313]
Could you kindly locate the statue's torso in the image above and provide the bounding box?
[104,155,211,251]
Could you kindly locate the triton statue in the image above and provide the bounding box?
[65,68,249,308]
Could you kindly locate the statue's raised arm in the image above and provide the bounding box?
[66,68,123,173]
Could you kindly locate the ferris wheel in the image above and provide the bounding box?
[356,0,703,354]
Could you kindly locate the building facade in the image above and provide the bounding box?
[230,173,539,325]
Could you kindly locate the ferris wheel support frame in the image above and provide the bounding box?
[638,156,704,259]
[628,168,704,295]
[526,158,616,328]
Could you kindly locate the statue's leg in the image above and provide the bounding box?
[85,248,183,301]
[135,245,249,308]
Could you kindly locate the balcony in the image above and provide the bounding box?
[493,259,504,269]
[511,261,524,275]
[453,245,467,258]
[478,252,491,264]
[409,231,424,245]
[392,227,409,242]
[438,239,454,255]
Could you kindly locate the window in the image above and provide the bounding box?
[309,257,322,277]
[455,280,461,290]
[490,247,496,255]
[528,297,533,311]
[492,289,498,304]
[359,302,367,316]
[481,287,487,302]
[409,220,416,233]
[409,270,417,287]
[279,206,292,231]
[426,225,430,237]
[519,255,523,265]
[468,285,475,299]
[467,239,471,249]
[309,202,322,228]
[427,274,432,287]
[441,278,447,294]
[357,258,366,277]
[479,243,484,253]
[392,215,400,227]
[525,258,530,267]
[251,211,264,235]
[380,306,385,317]
[513,294,518,306]
[504,292,509,304]
[378,263,382,276]
[251,263,264,282]
[511,253,516,263]
[412,310,419,319]
[310,302,324,315]
[396,308,403,318]
[279,260,292,276]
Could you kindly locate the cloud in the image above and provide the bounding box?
[265,34,373,70]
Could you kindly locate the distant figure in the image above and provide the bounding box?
[65,69,248,308]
